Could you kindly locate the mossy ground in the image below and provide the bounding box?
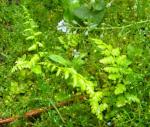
[0,0,150,126]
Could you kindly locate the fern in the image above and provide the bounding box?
[11,6,140,122]
[91,38,140,108]
[12,6,43,74]
[41,60,107,120]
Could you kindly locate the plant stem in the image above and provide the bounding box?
[68,20,150,31]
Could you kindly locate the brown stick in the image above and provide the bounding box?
[0,95,86,125]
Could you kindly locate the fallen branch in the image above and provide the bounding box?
[0,95,86,125]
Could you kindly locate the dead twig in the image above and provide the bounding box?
[0,95,86,125]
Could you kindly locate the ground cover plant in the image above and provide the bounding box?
[0,0,150,126]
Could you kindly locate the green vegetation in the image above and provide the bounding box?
[0,0,150,126]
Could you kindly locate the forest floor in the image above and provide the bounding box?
[0,0,150,127]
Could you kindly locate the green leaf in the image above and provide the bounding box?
[102,50,111,56]
[114,84,126,95]
[116,55,127,66]
[63,0,80,21]
[73,75,77,87]
[91,91,103,101]
[30,54,40,66]
[63,0,105,25]
[38,42,44,48]
[111,48,120,56]
[73,5,105,24]
[104,67,119,73]
[100,56,114,64]
[28,44,37,51]
[64,0,80,10]
[78,78,86,91]
[31,25,38,28]
[31,65,42,74]
[97,113,103,120]
[99,103,108,112]
[116,96,127,107]
[34,32,42,36]
[24,21,30,25]
[73,5,92,20]
[108,74,120,80]
[49,54,71,66]
[39,52,48,57]
[70,0,80,8]
[126,94,140,104]
[10,81,20,94]
[56,68,61,76]
[64,72,70,79]
[51,65,56,72]
[24,28,32,32]
[91,38,107,49]
[92,0,105,11]
[26,35,35,40]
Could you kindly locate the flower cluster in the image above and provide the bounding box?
[57,20,69,33]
